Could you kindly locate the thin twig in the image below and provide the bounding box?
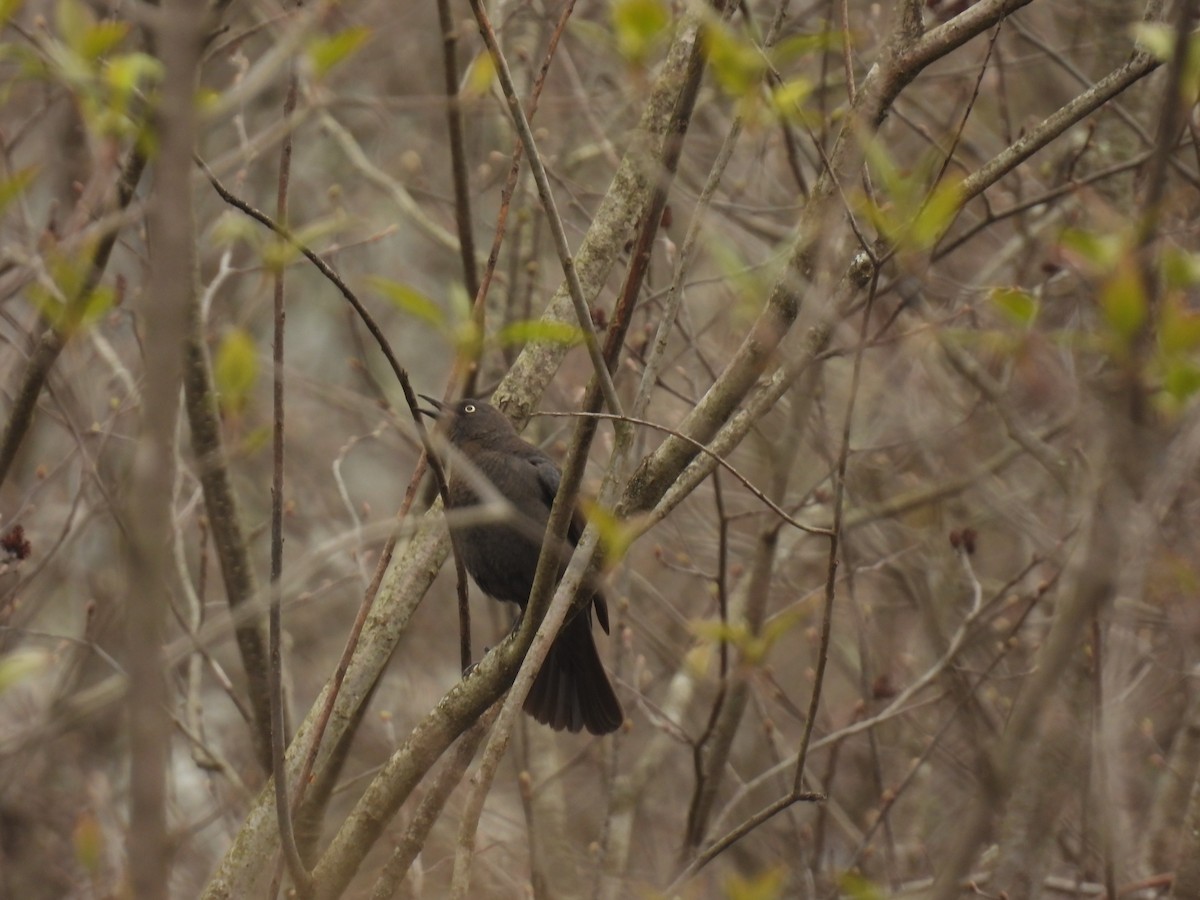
[936,326,1070,483]
[682,394,804,851]
[632,0,790,420]
[539,410,832,537]
[929,22,1001,192]
[182,231,274,774]
[368,709,497,900]
[669,250,881,890]
[465,0,625,422]
[1011,15,1200,190]
[267,64,313,898]
[446,10,727,880]
[935,152,1156,259]
[198,160,452,496]
[433,0,581,674]
[436,0,480,304]
[318,111,462,254]
[200,157,475,837]
[1132,0,1198,410]
[0,146,147,489]
[792,268,881,794]
[954,51,1162,213]
[457,0,577,398]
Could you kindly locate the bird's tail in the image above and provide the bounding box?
[524,608,623,735]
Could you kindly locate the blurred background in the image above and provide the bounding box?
[1,0,1198,897]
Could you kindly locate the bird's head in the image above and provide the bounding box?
[417,395,516,446]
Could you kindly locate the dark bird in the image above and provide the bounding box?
[419,395,624,735]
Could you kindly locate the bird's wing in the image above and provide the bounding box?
[527,452,591,545]
[526,452,561,512]
[526,451,611,634]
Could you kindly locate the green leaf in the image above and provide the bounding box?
[724,866,787,900]
[0,649,50,692]
[909,176,963,249]
[0,165,37,216]
[103,52,162,97]
[306,26,371,80]
[861,139,964,250]
[461,50,496,100]
[768,77,812,123]
[214,329,258,414]
[691,618,748,648]
[703,18,765,96]
[0,0,25,27]
[75,284,114,329]
[81,19,129,59]
[691,618,774,664]
[241,424,272,456]
[1162,247,1200,288]
[1059,228,1124,271]
[259,237,295,273]
[770,31,840,66]
[990,286,1039,328]
[1160,296,1200,355]
[446,281,472,321]
[578,500,639,565]
[495,319,585,347]
[55,50,94,93]
[567,19,612,54]
[1099,257,1147,343]
[211,212,260,248]
[196,87,221,114]
[256,215,345,273]
[367,277,446,329]
[1133,22,1175,60]
[55,0,94,57]
[72,812,104,874]
[611,0,671,65]
[758,607,806,657]
[452,318,483,360]
[27,246,113,333]
[1162,359,1200,402]
[838,872,885,900]
[691,608,803,668]
[292,214,348,251]
[862,138,906,204]
[683,642,713,678]
[705,234,772,324]
[28,283,66,329]
[1133,23,1200,102]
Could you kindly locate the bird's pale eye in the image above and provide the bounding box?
[464,404,476,414]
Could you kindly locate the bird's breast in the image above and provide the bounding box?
[443,448,551,606]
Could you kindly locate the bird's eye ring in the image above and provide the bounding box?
[464,404,476,414]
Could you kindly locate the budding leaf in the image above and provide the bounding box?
[612,0,671,65]
[214,329,258,414]
[990,287,1039,328]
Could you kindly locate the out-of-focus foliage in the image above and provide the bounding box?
[1,1,1198,898]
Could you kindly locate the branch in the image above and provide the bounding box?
[181,255,275,773]
[0,146,147,489]
[267,64,312,897]
[956,50,1161,209]
[623,6,1162,525]
[201,12,730,895]
[436,0,480,304]
[465,0,624,420]
[124,4,205,897]
[540,411,830,537]
[367,709,496,900]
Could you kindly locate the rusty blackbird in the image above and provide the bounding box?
[419,396,623,735]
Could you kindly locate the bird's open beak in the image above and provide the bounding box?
[417,394,444,419]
